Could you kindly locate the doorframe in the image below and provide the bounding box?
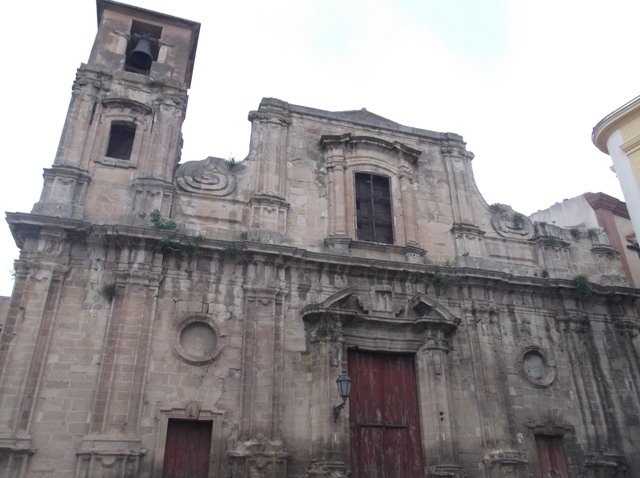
[152,402,224,477]
[526,419,578,477]
[302,289,461,475]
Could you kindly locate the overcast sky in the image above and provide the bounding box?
[1,0,638,295]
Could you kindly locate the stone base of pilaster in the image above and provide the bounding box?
[0,433,35,478]
[585,452,628,478]
[305,460,349,478]
[405,242,426,264]
[228,435,289,478]
[75,434,146,478]
[324,236,352,254]
[482,448,528,478]
[428,463,466,477]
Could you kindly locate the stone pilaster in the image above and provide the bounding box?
[440,143,477,227]
[399,165,418,246]
[229,258,289,477]
[303,317,348,477]
[325,150,347,238]
[416,321,464,477]
[78,248,161,477]
[465,304,528,477]
[0,253,67,478]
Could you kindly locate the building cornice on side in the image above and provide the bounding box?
[583,192,630,219]
[592,94,640,153]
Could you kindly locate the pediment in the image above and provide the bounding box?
[332,108,402,130]
[320,133,422,164]
[301,287,459,330]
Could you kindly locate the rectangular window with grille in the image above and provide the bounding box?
[355,172,393,244]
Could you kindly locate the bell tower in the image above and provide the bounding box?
[33,0,199,223]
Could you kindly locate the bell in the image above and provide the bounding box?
[128,37,153,70]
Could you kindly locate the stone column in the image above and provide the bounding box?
[416,322,464,477]
[304,317,348,478]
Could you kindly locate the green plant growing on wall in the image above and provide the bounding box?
[573,274,592,298]
[224,243,243,261]
[149,209,177,231]
[100,283,117,302]
[429,270,459,295]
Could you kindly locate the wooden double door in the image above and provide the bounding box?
[348,350,424,478]
[162,418,213,478]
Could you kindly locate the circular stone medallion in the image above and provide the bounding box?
[520,346,556,387]
[173,317,222,365]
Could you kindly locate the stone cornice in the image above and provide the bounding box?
[583,192,630,218]
[7,213,640,300]
[592,94,640,153]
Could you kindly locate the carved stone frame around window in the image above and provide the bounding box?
[320,133,422,252]
[95,97,152,169]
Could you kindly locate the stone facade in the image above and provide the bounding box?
[531,192,640,286]
[1,2,639,477]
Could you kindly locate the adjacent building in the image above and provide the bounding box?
[593,95,640,239]
[531,192,640,286]
[1,2,639,477]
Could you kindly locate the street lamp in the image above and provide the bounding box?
[333,371,352,422]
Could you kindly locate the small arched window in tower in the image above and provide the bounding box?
[106,122,136,160]
[125,20,162,75]
[355,172,393,244]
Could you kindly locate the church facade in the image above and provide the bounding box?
[1,2,639,477]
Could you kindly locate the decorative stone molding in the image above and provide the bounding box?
[451,222,485,238]
[532,222,571,249]
[440,145,475,161]
[405,242,426,263]
[248,97,292,126]
[175,156,238,196]
[490,204,533,239]
[32,165,91,219]
[248,194,290,234]
[102,97,153,116]
[324,236,352,254]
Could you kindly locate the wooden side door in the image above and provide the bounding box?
[535,435,568,478]
[348,350,424,478]
[162,419,213,478]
